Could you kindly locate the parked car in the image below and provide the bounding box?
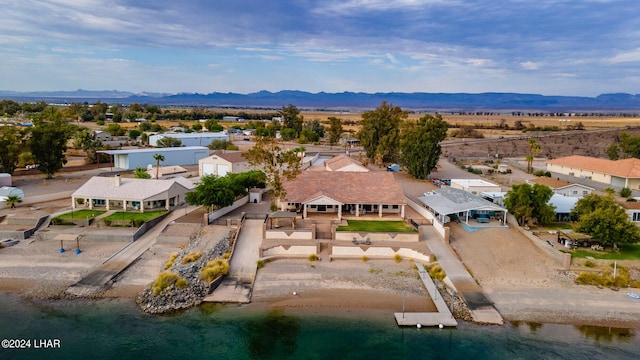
[387,164,400,172]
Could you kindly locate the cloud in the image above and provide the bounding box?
[520,61,541,71]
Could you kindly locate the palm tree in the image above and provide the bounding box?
[153,153,165,179]
[5,195,21,209]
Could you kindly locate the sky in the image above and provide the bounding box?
[1,0,640,96]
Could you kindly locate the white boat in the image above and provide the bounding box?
[626,292,640,300]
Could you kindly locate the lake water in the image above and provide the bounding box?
[0,292,637,359]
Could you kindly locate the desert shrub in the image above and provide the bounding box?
[152,271,187,294]
[533,170,546,177]
[584,260,595,268]
[222,252,231,259]
[575,266,632,288]
[133,219,145,227]
[394,254,403,263]
[200,259,230,282]
[257,259,265,269]
[308,254,319,262]
[182,251,202,264]
[164,253,178,270]
[361,256,368,262]
[426,263,446,281]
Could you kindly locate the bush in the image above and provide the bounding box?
[308,254,319,262]
[394,254,403,263]
[361,256,368,262]
[620,187,632,198]
[257,259,265,269]
[133,219,145,228]
[200,259,230,282]
[152,271,188,294]
[584,260,595,268]
[222,252,231,259]
[164,253,178,270]
[426,263,446,281]
[182,251,202,264]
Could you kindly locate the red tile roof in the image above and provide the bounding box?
[324,154,368,171]
[547,155,640,178]
[282,172,405,204]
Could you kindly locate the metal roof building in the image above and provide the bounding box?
[148,132,229,147]
[99,146,209,170]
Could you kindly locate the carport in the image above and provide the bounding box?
[54,233,82,254]
[417,187,508,225]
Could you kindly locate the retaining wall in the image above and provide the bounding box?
[208,196,249,224]
[335,231,418,242]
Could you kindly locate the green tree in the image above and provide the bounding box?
[155,137,182,148]
[504,183,555,225]
[571,194,640,246]
[526,138,541,174]
[186,171,266,209]
[244,137,302,199]
[606,144,620,160]
[153,154,165,179]
[0,126,25,174]
[327,116,343,146]
[358,101,406,165]
[133,166,151,179]
[399,114,448,179]
[619,132,640,158]
[205,119,223,132]
[0,100,21,116]
[208,139,238,151]
[105,123,126,136]
[28,119,72,179]
[298,128,319,144]
[304,119,324,139]
[280,128,296,141]
[128,129,141,140]
[73,128,103,164]
[279,105,303,137]
[5,195,22,208]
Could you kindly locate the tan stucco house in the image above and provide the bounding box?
[280,172,406,220]
[198,151,253,177]
[527,177,594,197]
[71,175,194,212]
[546,155,640,189]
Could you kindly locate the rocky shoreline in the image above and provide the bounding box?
[136,231,232,314]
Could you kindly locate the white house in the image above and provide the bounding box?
[199,151,253,177]
[148,132,229,147]
[99,146,209,170]
[527,177,594,197]
[450,179,501,195]
[72,175,195,212]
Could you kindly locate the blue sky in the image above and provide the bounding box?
[1,0,639,96]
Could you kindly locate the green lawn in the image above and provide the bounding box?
[56,210,106,220]
[336,220,416,233]
[103,210,167,223]
[561,243,640,260]
[540,222,575,230]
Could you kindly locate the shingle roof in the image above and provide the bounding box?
[72,176,195,200]
[214,151,247,164]
[547,155,640,178]
[282,172,405,204]
[324,154,369,172]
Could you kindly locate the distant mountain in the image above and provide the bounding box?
[2,90,640,111]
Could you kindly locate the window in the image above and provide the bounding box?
[583,190,588,195]
[633,212,640,222]
[572,190,578,195]
[392,205,399,209]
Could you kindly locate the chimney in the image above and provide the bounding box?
[114,173,121,187]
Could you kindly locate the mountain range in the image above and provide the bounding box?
[2,89,640,112]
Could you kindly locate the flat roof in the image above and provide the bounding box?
[99,146,208,155]
[150,132,228,139]
[418,187,506,215]
[451,178,500,187]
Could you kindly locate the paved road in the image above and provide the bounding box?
[66,205,200,295]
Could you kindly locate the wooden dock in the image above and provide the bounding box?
[394,263,458,327]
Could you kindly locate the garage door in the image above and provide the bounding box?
[203,163,215,176]
[217,164,229,177]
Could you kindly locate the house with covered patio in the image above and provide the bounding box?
[71,175,195,212]
[417,186,508,226]
[279,172,406,220]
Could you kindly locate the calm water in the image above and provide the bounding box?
[0,292,637,360]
